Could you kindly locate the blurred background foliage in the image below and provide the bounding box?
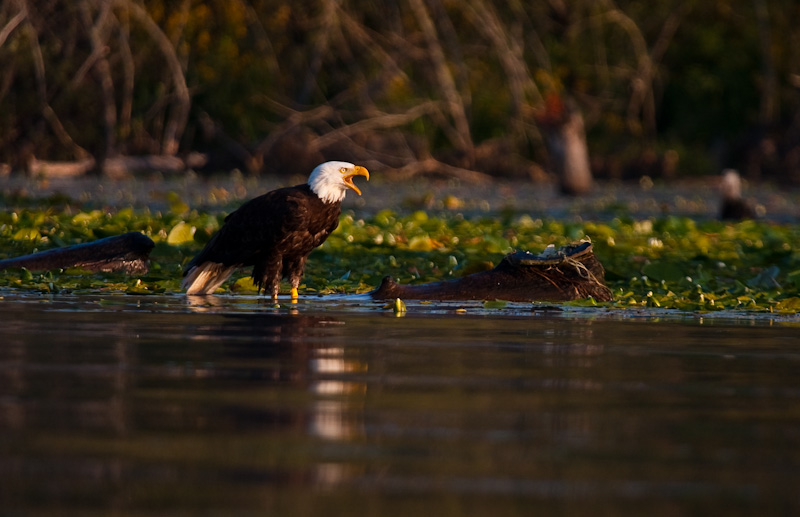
[1,0,799,182]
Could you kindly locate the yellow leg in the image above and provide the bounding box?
[290,287,299,301]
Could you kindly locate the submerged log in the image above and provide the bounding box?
[370,242,613,302]
[0,232,155,275]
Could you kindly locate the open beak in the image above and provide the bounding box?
[342,165,370,196]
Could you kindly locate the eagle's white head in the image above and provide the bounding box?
[308,161,370,204]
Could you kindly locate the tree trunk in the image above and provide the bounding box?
[537,94,593,196]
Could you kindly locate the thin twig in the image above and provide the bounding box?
[0,5,26,48]
[392,158,492,184]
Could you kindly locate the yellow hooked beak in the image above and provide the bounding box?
[342,165,370,196]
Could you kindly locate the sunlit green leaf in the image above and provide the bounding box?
[231,276,258,292]
[71,210,104,225]
[167,221,197,245]
[12,228,40,241]
[774,297,800,312]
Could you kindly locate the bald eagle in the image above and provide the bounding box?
[182,161,369,298]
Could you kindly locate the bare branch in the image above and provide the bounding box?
[408,0,474,158]
[19,0,91,160]
[297,0,341,106]
[252,100,336,163]
[113,0,190,156]
[308,101,441,153]
[464,0,543,140]
[392,158,492,184]
[115,6,135,140]
[0,5,26,48]
[235,0,280,80]
[610,2,689,136]
[336,8,411,86]
[79,0,117,158]
[754,0,778,126]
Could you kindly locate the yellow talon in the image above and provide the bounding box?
[291,287,298,300]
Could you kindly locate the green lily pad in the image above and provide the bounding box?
[231,276,258,292]
[12,228,41,241]
[167,221,196,245]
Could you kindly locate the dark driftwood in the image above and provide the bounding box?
[0,232,154,274]
[370,242,613,302]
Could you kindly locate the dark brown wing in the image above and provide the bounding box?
[183,184,317,273]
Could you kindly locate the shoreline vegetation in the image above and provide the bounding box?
[2,1,800,186]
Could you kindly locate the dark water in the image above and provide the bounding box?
[2,293,800,516]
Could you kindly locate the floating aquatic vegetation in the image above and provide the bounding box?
[1,198,799,313]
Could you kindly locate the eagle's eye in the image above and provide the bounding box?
[340,167,348,173]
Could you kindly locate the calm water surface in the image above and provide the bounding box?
[1,292,800,516]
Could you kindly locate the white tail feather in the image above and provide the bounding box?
[182,262,237,295]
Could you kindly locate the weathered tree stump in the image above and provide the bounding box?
[0,232,155,274]
[370,242,613,302]
[536,94,593,196]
